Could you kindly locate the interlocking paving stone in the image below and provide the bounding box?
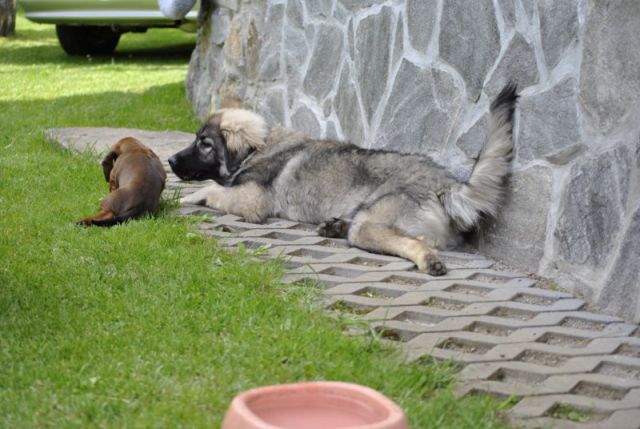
[51,128,640,428]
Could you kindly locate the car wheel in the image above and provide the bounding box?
[55,25,121,56]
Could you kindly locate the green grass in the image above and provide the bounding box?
[549,404,590,423]
[0,13,512,428]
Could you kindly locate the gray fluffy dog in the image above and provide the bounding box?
[169,84,518,275]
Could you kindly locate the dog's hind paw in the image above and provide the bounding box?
[419,254,447,276]
[317,217,350,238]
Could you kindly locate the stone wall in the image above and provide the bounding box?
[186,0,640,321]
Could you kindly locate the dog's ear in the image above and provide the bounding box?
[101,151,118,182]
[218,109,267,158]
[212,138,244,179]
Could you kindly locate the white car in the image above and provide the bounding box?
[19,0,199,55]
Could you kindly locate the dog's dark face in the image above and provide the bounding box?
[168,117,242,184]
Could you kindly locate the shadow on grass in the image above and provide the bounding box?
[1,23,196,66]
[0,39,196,66]
[0,81,200,138]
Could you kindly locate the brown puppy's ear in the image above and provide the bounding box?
[101,151,118,182]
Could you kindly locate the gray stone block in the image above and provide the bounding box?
[456,113,489,159]
[392,14,403,67]
[257,87,286,127]
[283,24,309,107]
[521,0,535,20]
[355,6,394,122]
[325,121,339,140]
[333,2,349,24]
[554,150,624,269]
[291,105,321,138]
[286,0,303,28]
[338,0,386,11]
[376,59,462,153]
[439,0,500,101]
[284,25,308,74]
[538,0,578,69]
[485,32,538,97]
[303,24,344,100]
[597,207,640,321]
[258,4,285,81]
[406,0,437,53]
[579,0,640,134]
[480,166,552,273]
[497,0,516,27]
[334,64,366,146]
[517,76,580,161]
[306,0,332,17]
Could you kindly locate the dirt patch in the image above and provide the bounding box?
[536,332,590,348]
[559,317,608,331]
[594,362,640,380]
[422,296,467,311]
[615,343,640,358]
[287,248,332,259]
[319,267,365,278]
[464,322,514,337]
[382,275,425,286]
[488,306,535,321]
[354,287,401,300]
[316,239,349,248]
[437,338,494,355]
[394,311,443,326]
[348,257,390,267]
[512,293,557,306]
[571,381,628,400]
[444,283,491,296]
[488,368,547,385]
[516,350,568,367]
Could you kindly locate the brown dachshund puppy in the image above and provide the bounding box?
[77,137,167,227]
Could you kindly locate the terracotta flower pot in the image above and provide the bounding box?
[221,381,409,429]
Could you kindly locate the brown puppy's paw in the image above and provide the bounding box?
[76,219,92,227]
[419,254,447,276]
[317,218,349,238]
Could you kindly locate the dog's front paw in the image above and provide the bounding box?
[180,193,206,206]
[418,254,447,276]
[317,218,350,238]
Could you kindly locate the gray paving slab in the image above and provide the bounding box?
[54,127,640,428]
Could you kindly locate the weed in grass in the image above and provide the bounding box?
[549,404,591,422]
[329,300,373,315]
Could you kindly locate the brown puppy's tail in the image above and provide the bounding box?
[76,209,140,227]
[442,83,518,231]
[87,212,138,227]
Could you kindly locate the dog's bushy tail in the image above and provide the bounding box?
[442,83,518,231]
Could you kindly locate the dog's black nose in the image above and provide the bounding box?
[168,155,177,170]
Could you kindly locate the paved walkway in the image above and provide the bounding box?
[52,128,640,429]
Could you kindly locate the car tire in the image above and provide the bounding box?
[55,25,121,56]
